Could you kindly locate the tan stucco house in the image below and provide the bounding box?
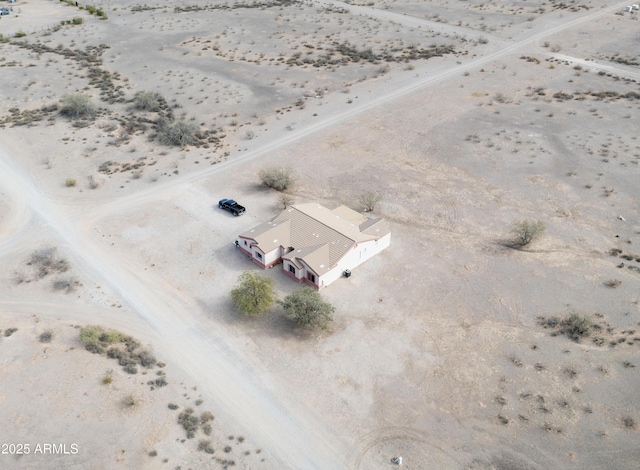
[237,203,391,289]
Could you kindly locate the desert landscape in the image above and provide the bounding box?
[1,0,639,468]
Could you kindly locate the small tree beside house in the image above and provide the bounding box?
[280,287,335,330]
[231,271,277,316]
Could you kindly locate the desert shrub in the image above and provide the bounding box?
[27,247,70,278]
[538,313,593,342]
[178,409,200,438]
[52,277,80,293]
[110,348,126,362]
[65,178,77,187]
[80,325,103,345]
[96,8,107,18]
[231,271,277,316]
[123,363,138,374]
[101,329,122,343]
[201,411,215,423]
[168,403,179,410]
[4,328,17,337]
[603,279,621,288]
[122,394,139,408]
[509,219,545,246]
[102,372,113,384]
[202,424,212,436]
[155,117,197,147]
[198,440,215,454]
[60,93,97,120]
[358,190,384,212]
[561,313,592,341]
[277,193,295,209]
[15,31,27,38]
[259,166,295,191]
[85,342,106,354]
[136,349,157,368]
[224,446,232,453]
[280,287,335,330]
[72,17,83,24]
[154,377,167,387]
[39,330,54,343]
[86,5,96,13]
[133,91,163,112]
[622,416,636,430]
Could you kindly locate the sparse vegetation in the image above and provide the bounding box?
[59,93,97,120]
[277,193,295,209]
[65,178,77,187]
[102,372,113,384]
[155,117,198,147]
[133,91,164,112]
[259,166,295,191]
[509,219,545,247]
[39,330,54,343]
[4,328,18,337]
[52,277,81,293]
[26,247,70,279]
[358,190,384,212]
[603,279,622,288]
[122,394,140,409]
[178,408,200,439]
[230,271,277,317]
[279,287,335,330]
[198,439,215,454]
[622,416,637,430]
[538,312,593,342]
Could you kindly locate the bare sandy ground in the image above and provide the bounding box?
[1,0,639,469]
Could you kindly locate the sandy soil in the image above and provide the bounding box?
[1,0,639,469]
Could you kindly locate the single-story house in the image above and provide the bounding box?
[237,203,391,289]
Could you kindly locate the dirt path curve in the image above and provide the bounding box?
[545,52,640,80]
[0,3,630,468]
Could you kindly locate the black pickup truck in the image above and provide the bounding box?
[218,199,245,216]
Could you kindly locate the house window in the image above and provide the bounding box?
[244,240,247,246]
[255,252,263,260]
[307,272,315,283]
[289,264,296,275]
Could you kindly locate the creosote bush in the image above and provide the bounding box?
[155,117,197,147]
[510,219,545,247]
[39,330,54,343]
[133,91,163,112]
[538,312,593,342]
[59,93,97,120]
[27,247,70,280]
[52,276,81,293]
[259,166,295,191]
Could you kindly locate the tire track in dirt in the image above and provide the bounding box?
[349,425,462,469]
